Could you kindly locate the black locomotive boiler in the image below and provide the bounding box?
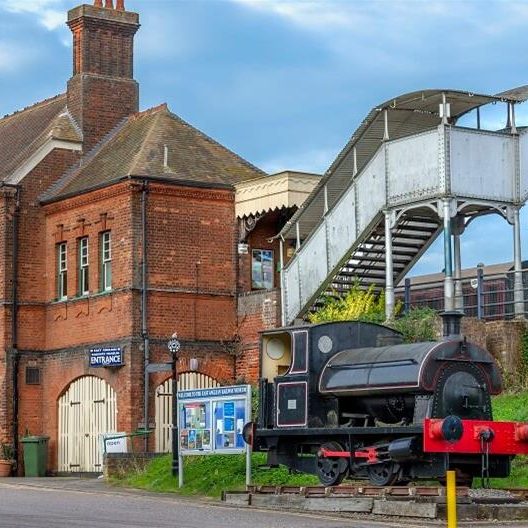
[249,313,528,486]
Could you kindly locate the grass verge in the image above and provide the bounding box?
[114,391,528,495]
[115,452,318,498]
[489,391,528,488]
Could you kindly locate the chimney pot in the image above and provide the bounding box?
[116,0,125,10]
[94,0,103,6]
[104,0,114,8]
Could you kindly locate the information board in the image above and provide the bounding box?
[177,385,251,455]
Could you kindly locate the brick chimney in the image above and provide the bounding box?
[67,1,140,151]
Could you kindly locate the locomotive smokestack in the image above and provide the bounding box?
[441,310,464,339]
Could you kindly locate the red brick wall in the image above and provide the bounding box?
[0,148,80,448]
[12,180,241,468]
[236,289,281,382]
[67,75,139,152]
[145,183,237,342]
[41,183,135,350]
[0,192,13,443]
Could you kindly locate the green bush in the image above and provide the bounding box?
[390,307,438,343]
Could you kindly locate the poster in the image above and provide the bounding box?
[179,401,212,452]
[214,399,247,450]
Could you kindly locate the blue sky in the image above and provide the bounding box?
[1,0,528,276]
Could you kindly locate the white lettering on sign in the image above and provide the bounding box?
[287,399,297,410]
[89,347,123,368]
[179,385,248,400]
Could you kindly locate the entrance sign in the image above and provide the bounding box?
[177,384,252,486]
[89,347,123,368]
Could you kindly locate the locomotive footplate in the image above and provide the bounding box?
[255,425,423,437]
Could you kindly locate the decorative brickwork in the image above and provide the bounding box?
[66,3,140,150]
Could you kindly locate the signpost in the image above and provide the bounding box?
[167,335,181,478]
[177,384,252,487]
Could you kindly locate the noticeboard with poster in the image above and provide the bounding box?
[178,385,251,455]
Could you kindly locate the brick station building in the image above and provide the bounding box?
[0,1,319,473]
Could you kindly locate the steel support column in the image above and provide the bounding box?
[279,238,286,327]
[295,222,301,250]
[443,200,455,312]
[513,207,524,318]
[384,210,394,321]
[453,218,464,311]
[453,231,463,310]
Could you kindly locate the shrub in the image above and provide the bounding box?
[390,307,438,343]
[308,283,391,324]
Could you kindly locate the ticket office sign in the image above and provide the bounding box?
[178,385,251,455]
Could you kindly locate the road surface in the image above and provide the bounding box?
[0,478,526,528]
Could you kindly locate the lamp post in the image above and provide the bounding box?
[167,332,181,477]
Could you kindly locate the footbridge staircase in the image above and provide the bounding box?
[278,88,528,325]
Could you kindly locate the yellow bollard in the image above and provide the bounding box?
[446,470,457,528]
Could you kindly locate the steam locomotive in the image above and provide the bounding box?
[248,313,528,486]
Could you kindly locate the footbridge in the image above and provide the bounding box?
[277,87,528,325]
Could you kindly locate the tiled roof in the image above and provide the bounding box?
[0,94,82,181]
[44,104,266,200]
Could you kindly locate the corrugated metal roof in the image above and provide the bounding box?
[278,87,528,241]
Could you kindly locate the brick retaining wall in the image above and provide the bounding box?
[104,452,163,479]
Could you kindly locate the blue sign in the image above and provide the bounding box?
[89,347,123,368]
[178,385,249,400]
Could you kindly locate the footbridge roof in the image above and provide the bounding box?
[278,86,528,240]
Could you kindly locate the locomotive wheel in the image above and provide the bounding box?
[366,462,399,486]
[316,441,348,486]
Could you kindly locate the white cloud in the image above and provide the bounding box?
[233,0,364,30]
[232,0,454,33]
[0,0,65,31]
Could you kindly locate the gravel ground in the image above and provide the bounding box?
[469,488,519,499]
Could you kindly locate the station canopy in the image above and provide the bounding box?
[278,86,528,241]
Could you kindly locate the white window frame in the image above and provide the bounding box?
[101,231,112,292]
[78,237,89,296]
[57,242,67,300]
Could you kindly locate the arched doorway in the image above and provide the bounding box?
[58,376,117,473]
[155,372,219,453]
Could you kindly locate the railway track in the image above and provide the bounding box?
[246,484,528,500]
[222,484,528,520]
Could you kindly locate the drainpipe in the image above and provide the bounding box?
[141,182,149,450]
[234,219,241,381]
[6,184,20,467]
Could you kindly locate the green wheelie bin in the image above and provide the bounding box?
[21,436,49,477]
